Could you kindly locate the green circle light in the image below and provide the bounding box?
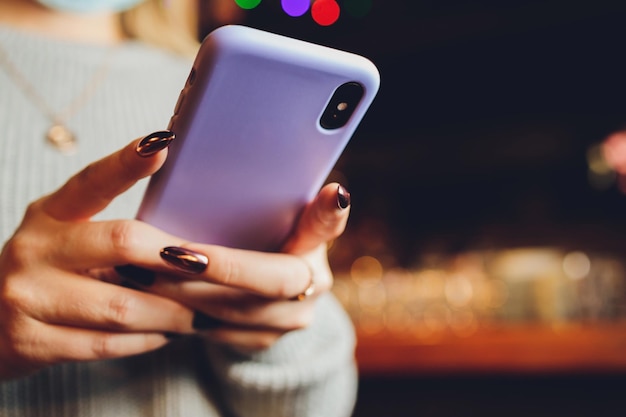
[234,0,262,10]
[344,0,373,18]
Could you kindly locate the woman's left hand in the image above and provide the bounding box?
[117,182,351,350]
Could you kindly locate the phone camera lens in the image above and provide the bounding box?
[320,82,364,130]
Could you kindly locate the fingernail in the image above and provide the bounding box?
[192,311,222,330]
[115,264,156,286]
[337,184,351,209]
[120,280,142,291]
[160,246,208,274]
[136,130,175,157]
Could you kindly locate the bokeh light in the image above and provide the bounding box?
[350,255,383,287]
[563,251,591,281]
[232,0,373,26]
[234,0,262,10]
[281,0,309,17]
[311,0,340,26]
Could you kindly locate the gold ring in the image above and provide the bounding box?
[290,260,315,301]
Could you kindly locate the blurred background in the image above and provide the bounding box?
[196,1,626,415]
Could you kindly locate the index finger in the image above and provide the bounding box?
[42,131,174,221]
[158,245,314,300]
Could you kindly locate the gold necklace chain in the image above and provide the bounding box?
[0,41,116,154]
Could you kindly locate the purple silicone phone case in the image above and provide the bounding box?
[136,25,379,251]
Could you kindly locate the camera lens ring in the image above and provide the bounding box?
[320,82,365,130]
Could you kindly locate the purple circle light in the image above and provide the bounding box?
[281,0,310,17]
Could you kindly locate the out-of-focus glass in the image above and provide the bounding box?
[333,247,626,338]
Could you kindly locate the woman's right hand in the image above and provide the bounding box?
[0,132,195,381]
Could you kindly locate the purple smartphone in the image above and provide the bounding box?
[136,25,380,252]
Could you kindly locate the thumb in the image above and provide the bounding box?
[41,131,174,221]
[282,182,351,255]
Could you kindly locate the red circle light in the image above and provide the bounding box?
[311,0,340,26]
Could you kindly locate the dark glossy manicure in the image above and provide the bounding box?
[337,184,351,209]
[120,280,142,291]
[192,312,222,330]
[160,246,208,274]
[136,130,175,157]
[115,264,156,286]
[164,332,184,340]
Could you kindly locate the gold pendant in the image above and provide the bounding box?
[46,124,77,154]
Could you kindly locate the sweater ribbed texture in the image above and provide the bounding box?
[0,25,357,417]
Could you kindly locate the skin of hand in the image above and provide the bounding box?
[0,136,198,381]
[0,133,352,380]
[122,181,351,350]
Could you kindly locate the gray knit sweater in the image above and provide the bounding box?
[0,25,357,417]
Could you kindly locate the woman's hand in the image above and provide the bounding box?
[0,127,352,382]
[119,182,352,350]
[0,132,196,381]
